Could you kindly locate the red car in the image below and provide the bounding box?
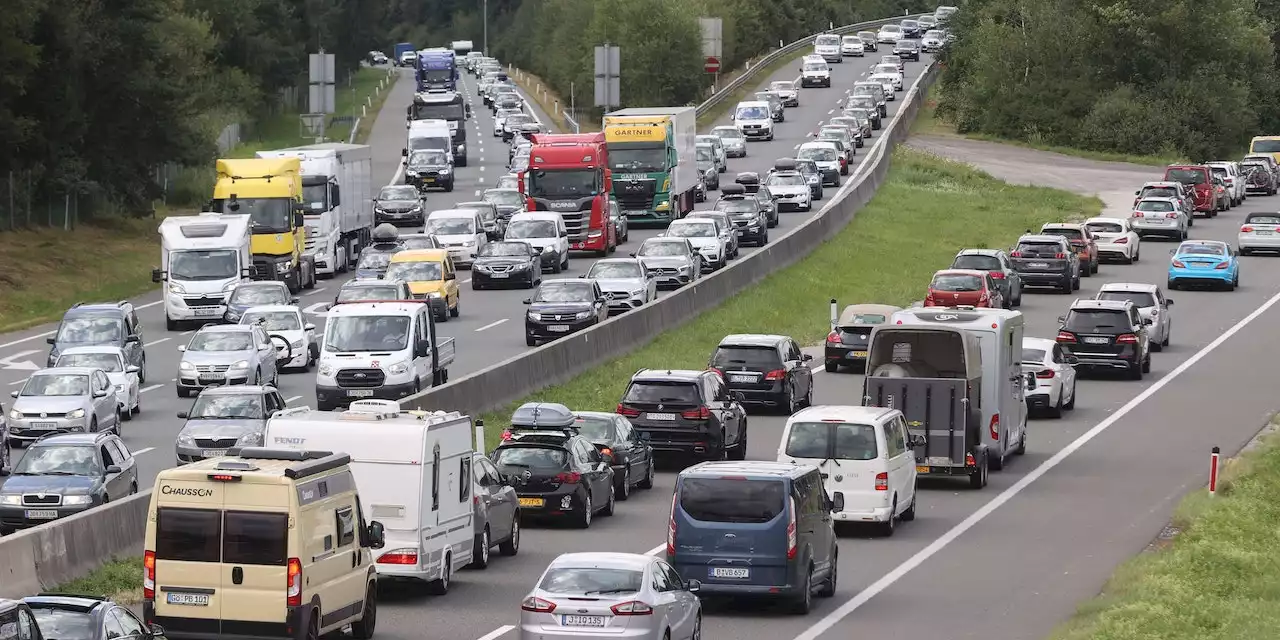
[1163,165,1219,217]
[924,269,1004,308]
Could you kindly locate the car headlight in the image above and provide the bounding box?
[574,311,591,320]
[275,261,291,273]
[318,363,334,376]
[290,339,303,349]
[0,495,21,506]
[406,170,419,177]
[168,282,186,295]
[178,433,195,446]
[528,312,542,321]
[440,168,452,175]
[427,291,443,298]
[8,408,20,420]
[67,408,86,419]
[229,360,250,370]
[115,384,124,392]
[62,495,93,506]
[678,265,692,273]
[236,433,263,446]
[457,144,466,153]
[179,360,195,371]
[388,362,409,375]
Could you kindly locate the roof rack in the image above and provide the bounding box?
[509,402,578,431]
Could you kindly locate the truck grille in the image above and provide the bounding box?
[250,259,274,280]
[22,412,67,419]
[616,179,655,211]
[184,295,224,308]
[647,267,678,276]
[305,224,321,252]
[539,313,579,322]
[562,210,586,242]
[336,368,386,388]
[195,438,239,449]
[23,494,61,506]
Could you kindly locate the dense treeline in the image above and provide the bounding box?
[936,0,1280,160]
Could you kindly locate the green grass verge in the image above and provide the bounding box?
[911,89,1189,167]
[1048,419,1280,640]
[0,67,395,333]
[50,557,144,604]
[475,147,1102,451]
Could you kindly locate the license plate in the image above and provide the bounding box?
[737,230,745,236]
[646,413,677,421]
[850,350,868,358]
[166,593,210,607]
[915,465,929,473]
[490,273,510,278]
[347,390,375,397]
[1083,337,1109,344]
[194,309,220,317]
[25,510,57,519]
[548,325,570,332]
[562,615,606,627]
[198,374,224,383]
[729,374,756,383]
[1029,262,1049,268]
[423,178,436,183]
[29,422,57,430]
[518,497,545,507]
[1255,230,1273,235]
[201,449,228,458]
[711,567,750,578]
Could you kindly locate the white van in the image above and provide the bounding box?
[777,405,920,536]
[733,101,774,141]
[505,211,570,273]
[405,119,453,160]
[264,401,475,593]
[426,208,487,268]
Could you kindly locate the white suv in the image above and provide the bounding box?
[733,101,774,141]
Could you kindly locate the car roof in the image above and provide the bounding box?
[736,100,769,108]
[391,248,448,261]
[644,236,687,243]
[669,218,714,226]
[344,278,402,287]
[1098,282,1159,294]
[235,281,288,289]
[198,385,277,396]
[800,141,838,150]
[31,432,110,446]
[549,552,653,570]
[33,367,97,377]
[1042,222,1084,230]
[682,460,810,478]
[242,304,299,314]
[198,323,255,333]
[510,211,560,221]
[22,594,111,612]
[590,257,643,266]
[541,278,592,286]
[1022,336,1058,352]
[718,333,787,348]
[1141,181,1182,187]
[574,411,619,422]
[429,209,478,219]
[1085,216,1130,225]
[632,368,703,383]
[58,346,126,356]
[1018,234,1068,243]
[1178,240,1228,249]
[1069,299,1133,311]
[65,304,126,316]
[955,248,1001,257]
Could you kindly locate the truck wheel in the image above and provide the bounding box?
[969,456,988,489]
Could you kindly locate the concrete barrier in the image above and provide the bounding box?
[0,490,151,598]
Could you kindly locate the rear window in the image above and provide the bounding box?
[223,511,288,566]
[154,508,287,565]
[931,274,982,291]
[1246,214,1280,224]
[156,507,221,562]
[1021,348,1047,363]
[1136,200,1174,212]
[573,415,614,440]
[841,314,886,326]
[28,610,94,640]
[539,567,643,595]
[1165,168,1207,185]
[1096,291,1156,308]
[1210,167,1227,177]
[952,255,1001,271]
[622,381,701,404]
[1043,228,1083,240]
[678,478,786,523]
[1140,187,1178,198]
[784,422,879,460]
[1085,221,1124,234]
[1015,242,1063,256]
[493,445,569,468]
[1065,310,1128,333]
[710,346,782,369]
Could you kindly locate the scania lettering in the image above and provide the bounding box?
[208,158,316,292]
[602,107,698,226]
[408,90,469,166]
[151,212,252,330]
[521,133,616,256]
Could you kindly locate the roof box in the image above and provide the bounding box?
[510,402,577,430]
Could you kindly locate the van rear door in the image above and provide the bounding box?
[672,476,790,588]
[153,485,225,628]
[779,420,888,515]
[219,497,291,631]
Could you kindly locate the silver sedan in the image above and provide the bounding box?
[519,552,702,640]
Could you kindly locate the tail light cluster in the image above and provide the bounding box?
[786,496,798,559]
[1056,330,1077,343]
[681,406,712,420]
[989,271,1006,279]
[1055,253,1067,259]
[1115,334,1139,344]
[764,369,787,381]
[1214,262,1230,270]
[522,596,557,613]
[1036,369,1055,379]
[143,550,156,600]
[1172,259,1186,268]
[377,549,418,565]
[555,472,582,483]
[287,557,303,607]
[989,414,1000,440]
[826,331,841,344]
[611,601,655,615]
[1165,213,1178,219]
[874,472,888,490]
[1010,251,1022,257]
[616,404,641,417]
[1114,237,1129,244]
[1242,226,1254,232]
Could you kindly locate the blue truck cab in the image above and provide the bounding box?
[667,461,840,614]
[417,48,459,91]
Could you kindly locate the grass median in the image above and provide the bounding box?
[476,146,1101,449]
[51,557,144,604]
[1049,419,1280,640]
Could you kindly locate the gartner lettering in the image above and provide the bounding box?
[161,485,214,497]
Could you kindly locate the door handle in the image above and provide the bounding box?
[232,566,244,584]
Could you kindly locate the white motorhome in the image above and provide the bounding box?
[256,143,375,278]
[315,300,456,410]
[405,119,453,162]
[264,400,475,593]
[451,40,474,56]
[152,213,252,330]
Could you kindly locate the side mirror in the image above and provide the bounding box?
[126,365,141,374]
[47,337,56,345]
[402,148,408,157]
[125,334,140,344]
[470,253,478,259]
[1066,355,1079,365]
[105,465,122,475]
[151,268,164,283]
[802,354,814,361]
[177,345,186,352]
[629,252,637,257]
[908,434,927,448]
[1165,298,1174,306]
[10,391,18,398]
[416,340,431,357]
[1056,315,1065,325]
[685,579,701,593]
[291,297,300,305]
[445,272,456,280]
[94,388,108,398]
[578,274,587,279]
[304,323,316,331]
[831,493,845,512]
[1143,317,1153,325]
[367,521,386,548]
[258,343,273,351]
[149,623,166,638]
[522,298,532,305]
[177,411,189,419]
[1169,249,1176,255]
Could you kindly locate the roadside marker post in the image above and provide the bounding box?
[1209,446,1221,496]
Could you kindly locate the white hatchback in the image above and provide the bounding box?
[1020,337,1078,418]
[661,218,727,270]
[55,346,141,420]
[777,405,920,537]
[1084,216,1141,263]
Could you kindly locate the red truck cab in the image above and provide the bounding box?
[1163,165,1218,216]
[521,133,617,256]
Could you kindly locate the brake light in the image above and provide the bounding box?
[989,271,1005,279]
[143,550,156,600]
[376,550,419,565]
[667,493,677,555]
[1215,262,1229,270]
[1036,369,1055,379]
[1054,253,1066,259]
[616,403,640,417]
[1115,334,1139,344]
[599,448,613,458]
[1056,330,1077,343]
[875,472,888,490]
[826,331,841,344]
[989,414,1000,440]
[1114,237,1128,244]
[1010,251,1022,258]
[764,369,786,381]
[924,291,935,306]
[1172,259,1186,268]
[556,471,582,483]
[287,557,302,607]
[965,452,976,467]
[707,367,724,377]
[611,601,654,615]
[1243,226,1254,232]
[681,406,712,420]
[522,596,557,613]
[1165,213,1178,219]
[501,430,513,440]
[786,497,798,559]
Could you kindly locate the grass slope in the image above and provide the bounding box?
[52,557,144,604]
[0,67,394,332]
[475,147,1101,449]
[1050,420,1280,640]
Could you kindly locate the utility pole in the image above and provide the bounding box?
[483,0,489,54]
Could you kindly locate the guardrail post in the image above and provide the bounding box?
[475,420,487,455]
[1209,446,1221,496]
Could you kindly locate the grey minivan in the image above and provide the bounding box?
[667,461,840,614]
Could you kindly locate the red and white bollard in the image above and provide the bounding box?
[1208,446,1221,497]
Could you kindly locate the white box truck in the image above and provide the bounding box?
[151,212,252,330]
[256,143,374,278]
[264,400,475,593]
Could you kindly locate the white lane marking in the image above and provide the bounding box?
[8,378,27,386]
[140,384,163,393]
[790,290,1280,640]
[171,378,177,382]
[645,543,664,556]
[476,626,515,640]
[475,319,507,332]
[145,338,170,347]
[137,301,163,310]
[302,302,329,316]
[463,278,472,284]
[133,447,155,456]
[286,395,303,403]
[828,109,834,114]
[181,330,194,336]
[303,287,327,297]
[0,331,55,350]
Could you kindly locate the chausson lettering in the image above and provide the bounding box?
[161,485,213,497]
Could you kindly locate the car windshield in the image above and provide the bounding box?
[337,285,399,302]
[609,147,665,172]
[357,252,392,269]
[325,316,410,352]
[847,97,875,109]
[816,35,840,46]
[409,150,449,166]
[1043,227,1084,240]
[528,169,597,197]
[820,128,848,139]
[385,260,443,282]
[771,81,794,92]
[1165,168,1207,185]
[231,285,290,305]
[188,331,252,352]
[875,64,898,74]
[588,262,643,278]
[784,422,879,460]
[506,114,532,126]
[1210,167,1228,178]
[56,316,124,344]
[189,393,265,419]
[952,255,1001,270]
[56,353,123,372]
[926,30,945,37]
[170,249,239,281]
[241,310,301,331]
[696,147,714,161]
[22,374,89,396]
[882,25,901,33]
[1252,140,1280,153]
[510,156,530,172]
[495,175,519,188]
[679,478,785,523]
[400,235,438,250]
[535,282,595,303]
[853,85,879,96]
[29,609,96,640]
[493,445,568,468]
[717,199,756,214]
[666,223,716,238]
[736,106,770,120]
[1136,200,1175,212]
[426,217,475,235]
[13,445,100,475]
[638,241,686,257]
[1065,309,1128,332]
[1021,348,1048,363]
[766,174,807,186]
[484,190,524,206]
[622,381,699,403]
[379,186,418,200]
[798,147,836,161]
[1177,243,1226,256]
[1097,291,1156,308]
[711,345,781,368]
[1140,187,1179,199]
[931,274,983,291]
[506,219,556,239]
[572,415,614,441]
[480,242,531,257]
[803,62,827,72]
[713,127,744,140]
[540,566,643,595]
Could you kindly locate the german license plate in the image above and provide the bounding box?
[646,413,677,421]
[1083,336,1109,344]
[198,374,224,383]
[1255,230,1273,235]
[194,309,219,317]
[729,374,755,383]
[562,615,606,627]
[850,350,868,358]
[201,449,228,458]
[30,422,57,430]
[548,325,570,332]
[915,465,929,473]
[347,390,375,397]
[711,567,749,578]
[518,497,544,507]
[423,178,436,183]
[490,272,509,278]
[25,510,57,519]
[166,593,210,606]
[736,230,745,236]
[1029,262,1048,268]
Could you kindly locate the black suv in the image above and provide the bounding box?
[893,39,922,61]
[0,432,139,533]
[616,369,749,460]
[491,402,616,528]
[1056,299,1152,380]
[1010,234,1080,294]
[710,334,815,414]
[715,185,770,246]
[47,302,146,383]
[474,241,542,290]
[404,148,455,192]
[523,278,609,346]
[24,594,164,640]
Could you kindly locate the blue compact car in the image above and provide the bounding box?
[1167,240,1239,291]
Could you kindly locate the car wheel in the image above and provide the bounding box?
[638,457,655,490]
[576,491,593,528]
[616,468,631,500]
[1063,380,1077,409]
[90,417,98,433]
[1048,391,1063,418]
[470,527,490,569]
[121,403,133,421]
[499,516,521,556]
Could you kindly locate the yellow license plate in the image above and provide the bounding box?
[851,351,868,358]
[915,465,929,473]
[518,497,545,507]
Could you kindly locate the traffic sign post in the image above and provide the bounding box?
[704,56,720,74]
[699,17,723,90]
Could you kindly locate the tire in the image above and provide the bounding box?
[303,613,318,640]
[526,336,537,347]
[1015,423,1028,455]
[576,491,593,528]
[121,402,133,421]
[350,586,378,640]
[470,527,490,569]
[1168,279,1178,291]
[791,567,814,614]
[426,554,451,595]
[90,418,98,434]
[616,468,631,500]
[1151,337,1163,352]
[1129,358,1144,380]
[638,457,655,489]
[728,422,748,460]
[1060,278,1073,294]
[601,482,616,516]
[1047,392,1062,418]
[166,317,178,331]
[825,361,838,373]
[899,485,917,521]
[450,301,460,317]
[879,498,897,537]
[1142,352,1151,373]
[816,551,838,597]
[498,516,520,556]
[969,456,988,489]
[1063,380,1077,410]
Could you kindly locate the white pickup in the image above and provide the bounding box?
[434,337,456,369]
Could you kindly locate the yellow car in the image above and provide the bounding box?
[385,249,460,320]
[1249,136,1280,164]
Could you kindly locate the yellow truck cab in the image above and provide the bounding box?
[143,448,385,640]
[385,249,460,321]
[211,158,317,293]
[1249,136,1280,164]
